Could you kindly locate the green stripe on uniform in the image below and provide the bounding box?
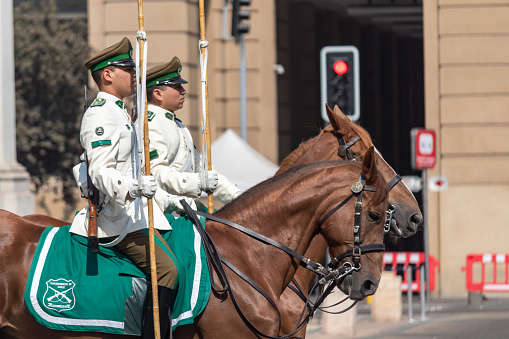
[149,150,159,159]
[91,140,112,148]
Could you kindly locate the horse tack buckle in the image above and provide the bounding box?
[351,182,363,194]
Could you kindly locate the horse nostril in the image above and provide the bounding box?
[410,213,423,229]
[362,279,376,296]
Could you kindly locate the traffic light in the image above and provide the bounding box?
[231,0,251,40]
[320,46,360,122]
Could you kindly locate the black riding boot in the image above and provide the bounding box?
[142,285,174,339]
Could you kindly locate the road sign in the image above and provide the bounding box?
[401,175,422,193]
[411,128,436,170]
[428,176,448,192]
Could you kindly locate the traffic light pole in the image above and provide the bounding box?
[240,34,247,141]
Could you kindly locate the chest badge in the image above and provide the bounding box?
[95,127,104,136]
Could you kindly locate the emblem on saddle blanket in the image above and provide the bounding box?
[43,278,76,313]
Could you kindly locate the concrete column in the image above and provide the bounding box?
[321,289,357,335]
[0,0,34,215]
[371,271,402,322]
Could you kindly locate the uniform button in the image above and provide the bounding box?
[183,179,187,183]
[118,180,122,185]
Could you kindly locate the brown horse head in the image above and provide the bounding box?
[278,104,422,238]
[328,104,423,238]
[317,147,388,301]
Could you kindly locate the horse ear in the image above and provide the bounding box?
[326,104,350,133]
[361,146,378,186]
[325,104,338,129]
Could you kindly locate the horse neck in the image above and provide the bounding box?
[293,234,328,290]
[214,183,320,258]
[212,165,357,295]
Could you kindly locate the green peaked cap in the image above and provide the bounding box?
[85,37,135,72]
[146,57,188,87]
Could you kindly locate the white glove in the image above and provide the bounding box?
[129,176,157,198]
[140,175,157,198]
[165,195,197,214]
[129,179,142,198]
[199,170,218,193]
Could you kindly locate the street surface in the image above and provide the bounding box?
[306,296,509,339]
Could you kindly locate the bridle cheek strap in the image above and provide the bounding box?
[318,174,385,271]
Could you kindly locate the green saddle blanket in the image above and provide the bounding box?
[24,214,210,336]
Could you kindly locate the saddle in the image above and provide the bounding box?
[24,214,210,336]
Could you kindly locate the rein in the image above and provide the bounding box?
[180,172,385,339]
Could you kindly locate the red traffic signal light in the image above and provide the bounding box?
[333,60,348,75]
[320,46,360,122]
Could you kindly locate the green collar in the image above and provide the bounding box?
[165,112,174,121]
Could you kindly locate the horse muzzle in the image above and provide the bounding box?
[339,273,380,301]
[391,207,423,238]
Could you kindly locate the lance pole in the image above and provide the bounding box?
[198,0,214,213]
[136,1,161,338]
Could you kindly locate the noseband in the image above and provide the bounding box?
[334,131,403,235]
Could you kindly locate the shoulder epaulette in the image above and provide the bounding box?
[90,98,106,107]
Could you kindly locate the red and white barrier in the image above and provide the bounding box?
[383,252,439,293]
[462,253,509,293]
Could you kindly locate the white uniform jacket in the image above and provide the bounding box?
[147,103,240,205]
[70,92,170,238]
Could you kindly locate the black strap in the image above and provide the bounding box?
[182,202,230,295]
[328,243,385,269]
[287,278,308,304]
[387,174,402,191]
[184,203,323,339]
[220,255,282,332]
[335,134,361,161]
[195,211,325,273]
[318,193,354,227]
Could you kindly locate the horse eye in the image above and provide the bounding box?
[368,211,381,222]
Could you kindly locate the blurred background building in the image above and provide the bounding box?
[8,0,509,298]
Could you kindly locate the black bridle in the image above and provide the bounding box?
[333,131,403,235]
[318,174,385,273]
[180,172,387,339]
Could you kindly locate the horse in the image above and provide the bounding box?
[0,148,388,339]
[276,104,423,336]
[279,104,422,237]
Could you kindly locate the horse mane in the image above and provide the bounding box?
[278,135,317,173]
[218,159,387,215]
[279,119,375,174]
[347,122,373,149]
